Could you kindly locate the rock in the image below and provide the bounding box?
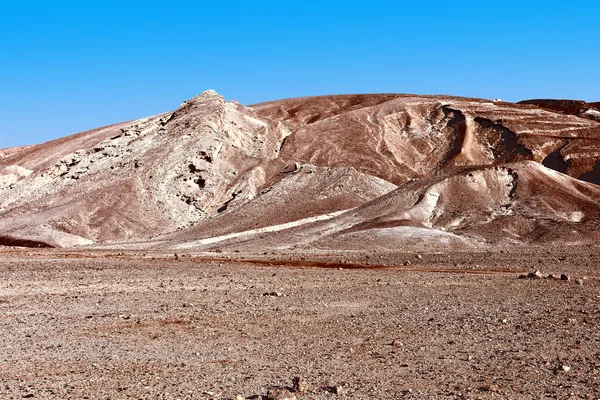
[266,388,297,400]
[263,292,283,297]
[561,274,570,281]
[480,384,501,392]
[292,376,308,393]
[526,271,543,279]
[561,365,571,372]
[331,385,344,395]
[576,279,584,286]
[517,274,528,279]
[234,396,245,400]
[547,274,561,280]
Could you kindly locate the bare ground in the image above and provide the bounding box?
[0,248,599,399]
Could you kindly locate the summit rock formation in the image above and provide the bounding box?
[1,91,600,250]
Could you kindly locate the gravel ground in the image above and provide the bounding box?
[0,249,599,399]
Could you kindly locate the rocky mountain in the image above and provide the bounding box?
[1,91,600,250]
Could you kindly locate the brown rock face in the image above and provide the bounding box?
[1,91,600,249]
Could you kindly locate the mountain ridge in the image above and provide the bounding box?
[2,90,600,250]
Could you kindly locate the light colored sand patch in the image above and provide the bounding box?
[0,165,33,186]
[172,209,353,249]
[569,211,583,222]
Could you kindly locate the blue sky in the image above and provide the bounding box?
[1,0,599,148]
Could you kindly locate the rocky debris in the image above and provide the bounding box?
[1,249,599,399]
[291,376,308,394]
[265,388,297,400]
[234,395,245,400]
[519,272,583,283]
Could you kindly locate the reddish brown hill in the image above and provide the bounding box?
[1,91,600,250]
[518,99,600,122]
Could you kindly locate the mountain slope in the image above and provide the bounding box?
[1,90,600,249]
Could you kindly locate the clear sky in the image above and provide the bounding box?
[1,0,599,149]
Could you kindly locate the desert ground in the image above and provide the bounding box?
[1,247,598,399]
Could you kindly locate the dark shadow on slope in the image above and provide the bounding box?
[579,160,600,185]
[542,143,571,174]
[0,236,54,248]
[441,107,467,163]
[474,117,532,160]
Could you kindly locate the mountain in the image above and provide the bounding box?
[1,91,600,250]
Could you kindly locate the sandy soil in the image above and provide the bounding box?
[0,248,599,399]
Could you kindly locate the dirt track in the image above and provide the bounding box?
[0,249,599,399]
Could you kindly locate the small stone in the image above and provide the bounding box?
[263,292,283,297]
[330,385,344,395]
[480,384,501,392]
[266,388,297,400]
[391,339,404,346]
[292,376,308,393]
[561,365,571,372]
[234,396,245,400]
[517,274,528,279]
[561,274,570,281]
[501,319,508,324]
[547,274,561,280]
[416,254,423,259]
[527,270,543,279]
[576,279,584,286]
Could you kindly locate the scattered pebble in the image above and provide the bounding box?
[266,388,297,400]
[528,271,543,279]
[480,384,501,392]
[292,376,308,394]
[263,292,283,297]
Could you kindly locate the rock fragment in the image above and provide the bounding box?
[480,384,501,392]
[330,385,344,395]
[263,292,283,297]
[292,376,308,394]
[525,270,543,279]
[266,388,297,400]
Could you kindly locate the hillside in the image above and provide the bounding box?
[1,91,600,250]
